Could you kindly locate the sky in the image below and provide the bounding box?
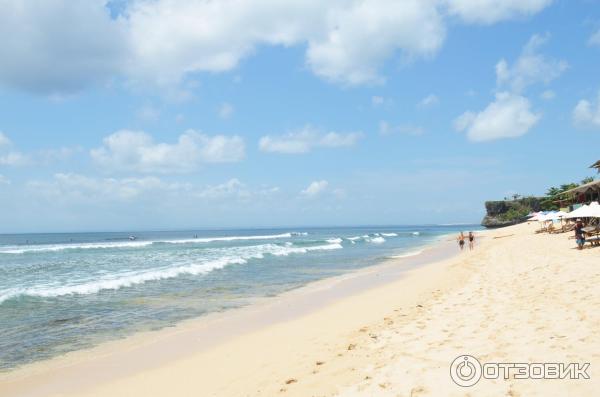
[0,0,599,233]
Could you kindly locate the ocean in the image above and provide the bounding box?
[0,225,479,371]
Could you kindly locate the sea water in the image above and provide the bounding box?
[0,225,480,370]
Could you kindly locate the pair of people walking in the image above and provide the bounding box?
[457,231,475,251]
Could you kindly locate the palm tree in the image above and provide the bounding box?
[581,176,595,185]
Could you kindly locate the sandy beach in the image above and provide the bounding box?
[1,222,598,396]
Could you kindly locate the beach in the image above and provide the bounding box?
[1,222,598,396]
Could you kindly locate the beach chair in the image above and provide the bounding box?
[585,236,600,247]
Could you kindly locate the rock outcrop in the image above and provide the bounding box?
[481,197,542,228]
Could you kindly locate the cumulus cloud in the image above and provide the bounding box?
[0,0,553,93]
[91,129,245,173]
[0,0,127,94]
[304,0,445,85]
[588,29,600,47]
[445,0,552,24]
[301,180,329,198]
[572,93,600,128]
[453,34,561,142]
[259,125,362,154]
[454,92,541,141]
[495,33,567,93]
[418,94,439,108]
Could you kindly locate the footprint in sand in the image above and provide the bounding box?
[410,386,427,396]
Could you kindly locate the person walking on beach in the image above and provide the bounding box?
[575,218,585,250]
[457,232,465,251]
[468,231,475,251]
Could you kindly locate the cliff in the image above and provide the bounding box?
[481,197,542,228]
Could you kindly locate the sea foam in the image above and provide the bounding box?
[389,249,423,259]
[0,242,342,304]
[0,232,297,254]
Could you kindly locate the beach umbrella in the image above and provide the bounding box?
[586,202,600,218]
[565,204,590,219]
[539,211,558,222]
[545,211,568,221]
[528,212,545,221]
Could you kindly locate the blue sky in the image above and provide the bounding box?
[0,0,599,233]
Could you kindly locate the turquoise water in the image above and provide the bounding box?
[0,225,479,370]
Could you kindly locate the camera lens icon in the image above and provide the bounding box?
[450,355,482,387]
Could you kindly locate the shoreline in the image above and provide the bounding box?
[0,232,464,395]
[4,223,597,396]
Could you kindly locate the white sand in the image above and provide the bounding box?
[1,223,598,396]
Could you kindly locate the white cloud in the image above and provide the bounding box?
[91,129,245,173]
[0,151,31,166]
[454,92,541,141]
[0,132,78,166]
[195,178,279,201]
[218,103,234,119]
[495,34,567,93]
[379,121,424,136]
[196,179,248,200]
[0,174,10,185]
[28,174,279,207]
[0,0,552,93]
[418,94,439,108]
[0,0,127,94]
[126,0,447,86]
[259,125,362,154]
[305,0,445,85]
[0,132,32,167]
[572,93,600,128]
[28,173,188,202]
[540,89,556,100]
[445,0,552,24]
[588,29,600,47]
[301,180,328,197]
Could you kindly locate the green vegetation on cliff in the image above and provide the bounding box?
[481,177,595,228]
[482,197,542,228]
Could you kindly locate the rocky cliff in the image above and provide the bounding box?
[481,197,542,228]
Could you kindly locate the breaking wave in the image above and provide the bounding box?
[0,233,297,254]
[0,242,342,304]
